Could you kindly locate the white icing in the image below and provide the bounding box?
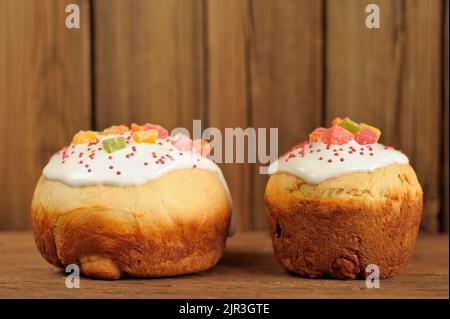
[268,139,409,184]
[43,132,235,235]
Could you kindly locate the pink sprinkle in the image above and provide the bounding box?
[132,146,137,152]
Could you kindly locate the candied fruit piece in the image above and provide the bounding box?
[142,123,169,139]
[103,125,129,135]
[170,133,193,151]
[360,123,381,142]
[102,137,126,153]
[354,128,378,145]
[132,129,158,144]
[131,123,142,132]
[331,117,343,126]
[72,130,98,145]
[339,117,361,133]
[321,126,354,145]
[192,139,210,156]
[309,127,326,142]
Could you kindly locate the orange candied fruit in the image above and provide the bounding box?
[103,125,129,135]
[331,117,343,126]
[72,130,98,145]
[132,129,158,144]
[131,123,142,132]
[309,127,326,142]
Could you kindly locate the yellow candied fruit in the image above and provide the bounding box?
[132,129,158,144]
[360,123,381,141]
[72,130,98,145]
[103,125,129,135]
[331,117,343,126]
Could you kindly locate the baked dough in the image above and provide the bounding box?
[264,163,422,279]
[32,168,231,279]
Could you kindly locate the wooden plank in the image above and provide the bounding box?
[0,0,91,230]
[326,0,443,231]
[443,0,449,232]
[93,0,205,132]
[0,231,448,298]
[207,0,253,231]
[399,0,442,232]
[249,0,324,229]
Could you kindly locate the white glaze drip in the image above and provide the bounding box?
[268,139,408,184]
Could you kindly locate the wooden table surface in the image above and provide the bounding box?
[0,231,448,299]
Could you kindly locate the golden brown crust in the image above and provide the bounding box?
[264,163,423,279]
[31,169,231,279]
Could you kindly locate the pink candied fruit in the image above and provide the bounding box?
[142,123,169,139]
[354,128,378,145]
[321,126,354,145]
[170,133,193,151]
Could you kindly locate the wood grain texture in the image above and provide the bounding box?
[0,0,91,230]
[326,0,443,231]
[443,0,449,232]
[249,0,324,229]
[207,0,253,231]
[93,0,205,131]
[0,231,447,298]
[398,0,442,232]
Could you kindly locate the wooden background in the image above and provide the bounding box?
[0,0,448,233]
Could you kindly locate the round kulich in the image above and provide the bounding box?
[31,169,231,280]
[264,163,423,279]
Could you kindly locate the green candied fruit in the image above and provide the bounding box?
[102,137,126,153]
[339,117,361,133]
